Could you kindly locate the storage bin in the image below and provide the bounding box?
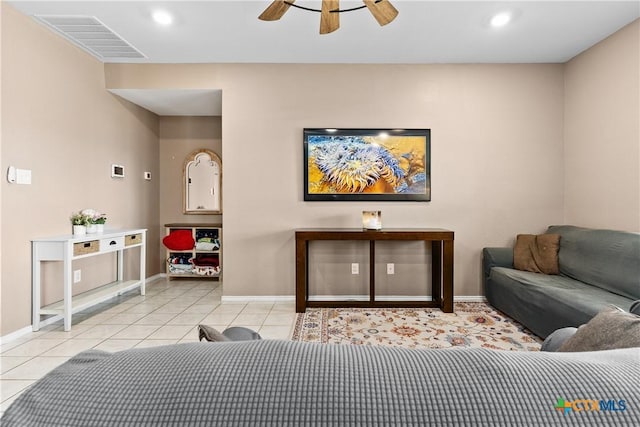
[125,233,143,246]
[73,240,99,256]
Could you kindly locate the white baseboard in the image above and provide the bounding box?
[455,296,487,302]
[147,273,165,282]
[309,295,433,302]
[0,324,37,346]
[221,295,487,303]
[221,295,295,304]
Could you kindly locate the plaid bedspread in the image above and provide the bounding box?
[2,340,639,426]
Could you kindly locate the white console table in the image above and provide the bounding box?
[32,228,146,331]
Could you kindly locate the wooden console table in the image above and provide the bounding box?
[32,229,146,331]
[295,228,454,313]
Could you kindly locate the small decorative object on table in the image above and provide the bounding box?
[70,209,107,235]
[82,209,106,234]
[362,210,382,230]
[70,212,88,236]
[92,211,107,233]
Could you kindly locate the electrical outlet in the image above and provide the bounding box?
[351,263,359,275]
[73,270,81,283]
[387,263,395,275]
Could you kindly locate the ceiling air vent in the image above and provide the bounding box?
[34,15,145,61]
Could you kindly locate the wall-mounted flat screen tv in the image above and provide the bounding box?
[303,128,431,201]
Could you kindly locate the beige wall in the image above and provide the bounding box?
[106,62,566,300]
[564,19,640,232]
[0,3,161,335]
[159,116,222,271]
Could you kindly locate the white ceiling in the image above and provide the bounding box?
[10,0,640,63]
[8,0,639,115]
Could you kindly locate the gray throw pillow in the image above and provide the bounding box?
[558,306,640,352]
[198,325,231,342]
[222,326,262,341]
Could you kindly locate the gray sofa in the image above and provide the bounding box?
[483,225,640,338]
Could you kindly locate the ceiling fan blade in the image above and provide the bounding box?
[363,0,398,26]
[258,0,295,21]
[320,0,340,34]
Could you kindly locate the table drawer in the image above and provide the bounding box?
[125,233,143,246]
[100,236,125,252]
[73,240,99,256]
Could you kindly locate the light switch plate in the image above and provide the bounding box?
[16,168,32,185]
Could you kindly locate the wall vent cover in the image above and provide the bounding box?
[34,15,145,61]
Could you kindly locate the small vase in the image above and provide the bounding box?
[86,224,98,234]
[96,224,105,233]
[73,225,86,236]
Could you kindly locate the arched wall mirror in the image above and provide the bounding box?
[184,149,222,214]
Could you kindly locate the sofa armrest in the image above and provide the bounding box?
[482,247,513,281]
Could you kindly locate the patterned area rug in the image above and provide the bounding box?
[291,303,542,351]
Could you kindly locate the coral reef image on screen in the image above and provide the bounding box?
[307,134,429,196]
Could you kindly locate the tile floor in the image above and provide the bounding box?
[0,277,296,416]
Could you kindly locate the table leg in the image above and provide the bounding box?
[32,244,41,331]
[117,250,124,282]
[139,233,146,296]
[442,240,454,313]
[63,243,73,331]
[369,241,376,303]
[431,241,442,306]
[295,237,307,313]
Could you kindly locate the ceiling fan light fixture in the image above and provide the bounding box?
[258,0,398,34]
[490,12,511,28]
[152,10,173,26]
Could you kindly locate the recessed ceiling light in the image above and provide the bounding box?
[490,12,511,28]
[152,10,173,26]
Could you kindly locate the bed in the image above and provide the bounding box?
[2,340,639,426]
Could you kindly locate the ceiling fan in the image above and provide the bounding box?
[258,0,399,35]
